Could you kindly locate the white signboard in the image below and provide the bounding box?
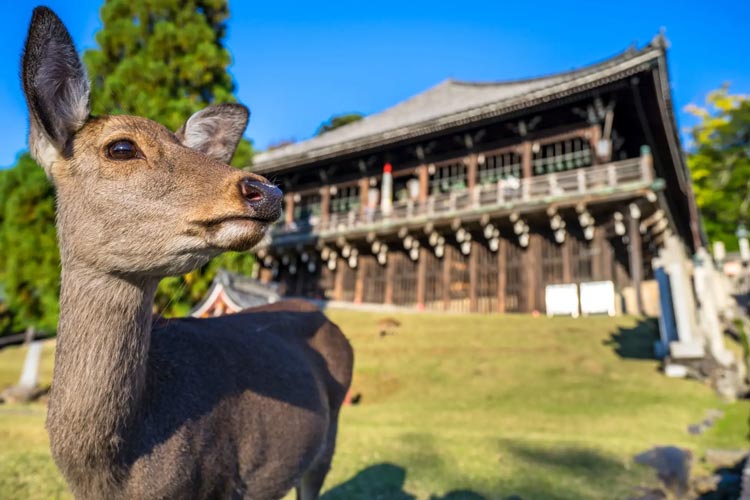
[580,281,616,316]
[545,284,579,317]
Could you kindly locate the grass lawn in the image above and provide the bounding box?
[0,312,747,499]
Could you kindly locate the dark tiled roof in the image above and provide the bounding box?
[251,38,667,174]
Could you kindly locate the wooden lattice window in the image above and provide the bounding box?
[293,192,322,225]
[475,240,498,313]
[361,256,386,304]
[504,241,526,313]
[391,252,418,307]
[330,185,360,214]
[541,235,564,285]
[478,151,522,185]
[532,137,592,176]
[429,160,467,194]
[570,236,595,282]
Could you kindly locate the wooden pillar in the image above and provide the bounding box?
[333,260,344,301]
[497,238,507,313]
[589,124,602,165]
[521,141,533,178]
[443,247,452,311]
[359,178,369,216]
[523,233,542,312]
[284,193,295,224]
[384,252,395,305]
[354,261,364,303]
[628,214,644,315]
[416,247,427,309]
[562,236,573,283]
[469,241,478,312]
[466,154,478,190]
[320,187,331,225]
[418,165,429,202]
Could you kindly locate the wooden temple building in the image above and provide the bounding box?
[249,36,702,315]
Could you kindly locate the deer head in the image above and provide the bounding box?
[21,7,281,278]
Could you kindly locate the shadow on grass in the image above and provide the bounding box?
[603,318,659,360]
[321,463,487,500]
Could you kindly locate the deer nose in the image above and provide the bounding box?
[239,178,282,222]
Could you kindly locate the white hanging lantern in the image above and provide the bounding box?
[403,235,413,249]
[489,238,499,252]
[461,241,471,255]
[372,241,381,254]
[483,224,495,240]
[554,229,566,244]
[282,254,290,265]
[435,245,444,258]
[301,252,309,263]
[429,232,439,247]
[584,226,595,241]
[327,259,337,271]
[342,245,351,258]
[321,247,330,260]
[519,233,529,248]
[308,262,316,273]
[348,255,357,268]
[263,255,273,267]
[437,236,445,246]
[456,228,466,242]
[377,253,387,265]
[409,247,419,261]
[289,264,297,275]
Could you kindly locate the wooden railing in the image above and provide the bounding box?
[274,156,652,237]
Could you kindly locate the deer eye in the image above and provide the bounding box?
[107,140,139,160]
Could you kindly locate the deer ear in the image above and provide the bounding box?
[176,104,249,164]
[22,7,90,175]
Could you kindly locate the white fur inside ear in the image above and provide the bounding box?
[29,122,62,176]
[177,104,248,164]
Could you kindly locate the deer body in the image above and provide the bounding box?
[22,7,352,499]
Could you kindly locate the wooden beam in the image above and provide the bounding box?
[469,241,478,312]
[628,214,644,315]
[497,238,507,313]
[359,178,369,216]
[589,124,602,165]
[467,154,478,190]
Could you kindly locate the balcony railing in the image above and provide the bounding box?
[273,156,653,238]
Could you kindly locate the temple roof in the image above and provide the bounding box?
[251,36,669,174]
[189,269,280,317]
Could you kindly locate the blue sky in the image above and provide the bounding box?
[1,1,748,167]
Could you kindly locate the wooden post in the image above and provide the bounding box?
[418,164,429,202]
[589,124,602,165]
[467,154,477,190]
[497,238,507,313]
[469,241,478,312]
[284,193,295,224]
[521,141,533,178]
[628,214,644,315]
[354,261,364,304]
[562,236,572,283]
[320,187,331,226]
[523,233,541,312]
[443,247,452,311]
[333,260,344,301]
[416,247,427,309]
[359,178,369,216]
[384,252,395,305]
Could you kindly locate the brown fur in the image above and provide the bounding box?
[21,7,353,500]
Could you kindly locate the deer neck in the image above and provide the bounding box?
[47,262,158,474]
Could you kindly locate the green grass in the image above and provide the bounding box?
[0,313,747,499]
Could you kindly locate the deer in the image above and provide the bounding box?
[21,7,353,500]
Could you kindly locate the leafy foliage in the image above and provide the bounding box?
[0,0,256,333]
[0,154,59,334]
[686,86,750,250]
[316,113,364,136]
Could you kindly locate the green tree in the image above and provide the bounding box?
[0,154,59,334]
[316,112,364,136]
[686,86,750,250]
